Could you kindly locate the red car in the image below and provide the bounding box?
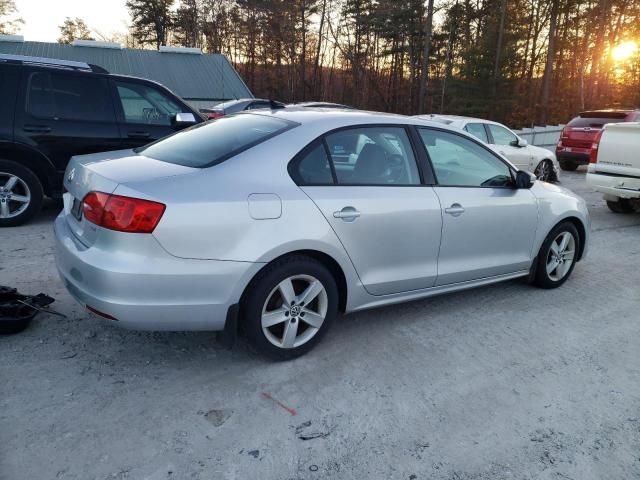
[556,110,640,171]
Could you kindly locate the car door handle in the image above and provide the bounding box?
[333,207,361,221]
[127,131,151,139]
[444,203,465,217]
[23,125,51,133]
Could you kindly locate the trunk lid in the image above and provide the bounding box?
[62,149,196,246]
[594,123,640,175]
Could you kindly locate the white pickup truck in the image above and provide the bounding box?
[586,123,640,213]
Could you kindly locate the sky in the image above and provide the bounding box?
[14,0,130,42]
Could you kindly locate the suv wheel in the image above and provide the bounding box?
[242,255,338,360]
[534,222,580,289]
[606,199,635,214]
[0,160,43,227]
[559,160,578,171]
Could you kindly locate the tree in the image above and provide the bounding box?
[58,17,93,44]
[127,0,174,49]
[174,0,200,47]
[0,0,23,34]
[418,0,435,114]
[538,0,559,124]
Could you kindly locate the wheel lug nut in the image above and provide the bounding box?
[284,311,289,317]
[300,312,305,317]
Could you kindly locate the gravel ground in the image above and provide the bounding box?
[1,169,639,480]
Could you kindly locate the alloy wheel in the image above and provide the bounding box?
[546,231,576,281]
[261,274,328,349]
[0,172,31,219]
[536,160,552,182]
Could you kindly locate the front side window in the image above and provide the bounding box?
[324,127,420,185]
[487,124,518,146]
[28,72,112,122]
[419,129,513,188]
[464,123,489,143]
[115,81,183,125]
[140,113,296,167]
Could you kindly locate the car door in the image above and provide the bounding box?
[111,79,190,149]
[14,69,121,175]
[291,126,442,295]
[485,123,532,170]
[417,127,538,286]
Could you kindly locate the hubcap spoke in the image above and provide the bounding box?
[550,242,559,256]
[262,308,289,328]
[0,201,9,218]
[546,259,559,275]
[4,175,17,191]
[300,308,324,328]
[10,194,29,204]
[558,233,570,252]
[297,280,323,306]
[281,319,299,348]
[277,278,296,308]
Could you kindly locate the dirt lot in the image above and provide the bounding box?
[1,169,640,480]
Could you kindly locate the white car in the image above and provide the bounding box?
[586,122,640,213]
[415,115,560,182]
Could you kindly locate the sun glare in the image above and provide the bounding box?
[612,41,638,62]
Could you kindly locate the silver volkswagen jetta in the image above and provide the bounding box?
[55,108,590,359]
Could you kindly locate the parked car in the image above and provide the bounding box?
[0,54,204,227]
[586,122,640,213]
[415,114,560,182]
[199,98,283,119]
[55,109,589,359]
[556,110,640,171]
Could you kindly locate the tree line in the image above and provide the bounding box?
[2,0,640,127]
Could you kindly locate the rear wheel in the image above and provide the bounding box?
[0,160,44,227]
[242,256,338,360]
[559,160,578,171]
[606,199,635,213]
[534,222,580,289]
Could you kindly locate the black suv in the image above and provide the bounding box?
[0,54,205,226]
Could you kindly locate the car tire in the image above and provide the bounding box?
[0,160,44,227]
[0,318,32,335]
[533,222,580,289]
[559,160,578,171]
[242,255,338,360]
[606,199,635,213]
[535,159,555,182]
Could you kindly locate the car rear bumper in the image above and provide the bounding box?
[556,148,590,165]
[54,213,262,331]
[586,170,640,199]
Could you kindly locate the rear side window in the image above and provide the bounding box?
[27,72,113,122]
[139,114,296,167]
[464,123,489,143]
[290,142,334,185]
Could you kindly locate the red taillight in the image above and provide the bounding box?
[207,111,224,119]
[560,127,570,139]
[82,191,165,233]
[589,129,604,164]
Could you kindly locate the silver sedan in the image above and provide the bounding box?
[55,109,590,359]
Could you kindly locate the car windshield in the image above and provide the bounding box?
[568,115,629,128]
[138,114,296,168]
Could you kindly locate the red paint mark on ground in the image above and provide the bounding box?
[261,392,297,416]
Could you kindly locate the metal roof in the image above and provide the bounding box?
[0,41,252,102]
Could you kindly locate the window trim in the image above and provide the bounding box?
[289,123,429,187]
[414,125,517,189]
[463,122,490,144]
[485,122,518,147]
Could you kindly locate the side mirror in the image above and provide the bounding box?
[171,112,197,130]
[517,137,528,147]
[515,170,535,189]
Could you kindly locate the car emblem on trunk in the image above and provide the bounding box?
[67,168,75,182]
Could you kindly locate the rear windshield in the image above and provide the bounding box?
[139,114,296,167]
[568,114,631,128]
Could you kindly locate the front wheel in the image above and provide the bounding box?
[535,159,555,182]
[533,222,580,289]
[242,256,338,360]
[606,199,635,213]
[0,160,44,227]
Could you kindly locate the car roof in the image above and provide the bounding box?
[242,107,459,132]
[293,101,355,109]
[414,114,504,127]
